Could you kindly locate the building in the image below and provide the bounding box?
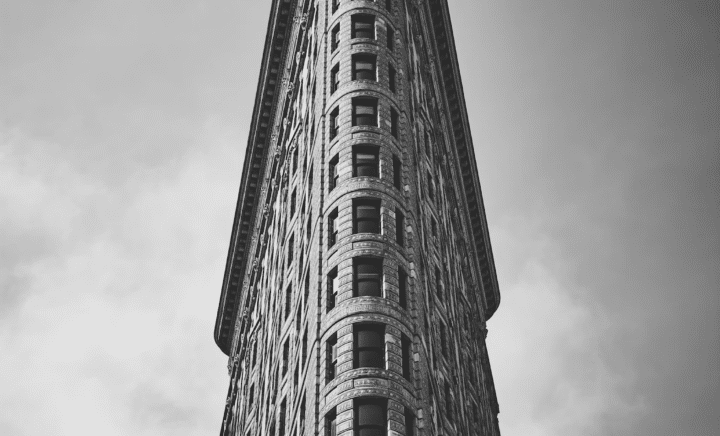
[214,0,501,434]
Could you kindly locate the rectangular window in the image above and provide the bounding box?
[353,257,382,297]
[389,64,396,92]
[352,54,377,81]
[287,234,294,266]
[282,339,289,375]
[330,64,340,94]
[352,98,378,127]
[427,172,434,200]
[290,189,296,216]
[402,334,411,380]
[396,209,404,246]
[353,198,381,234]
[393,155,402,189]
[328,208,338,247]
[330,107,340,139]
[440,322,447,357]
[285,285,292,319]
[445,381,453,422]
[325,408,337,436]
[352,14,375,39]
[390,108,398,137]
[279,398,287,436]
[387,27,394,51]
[354,324,385,368]
[331,24,340,52]
[329,154,339,191]
[326,333,338,381]
[354,398,387,436]
[302,329,308,362]
[307,211,312,239]
[435,266,442,300]
[404,408,415,436]
[398,267,407,309]
[327,267,338,312]
[353,145,379,177]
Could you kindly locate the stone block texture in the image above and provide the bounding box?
[214,1,502,435]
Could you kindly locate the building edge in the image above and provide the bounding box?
[214,0,500,356]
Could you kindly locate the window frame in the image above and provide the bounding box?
[352,145,379,178]
[353,257,383,297]
[351,14,376,40]
[353,198,381,234]
[353,323,386,369]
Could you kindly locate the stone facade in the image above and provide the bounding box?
[215,1,501,435]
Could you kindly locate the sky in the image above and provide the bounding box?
[0,0,717,435]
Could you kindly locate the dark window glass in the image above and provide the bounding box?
[387,27,394,51]
[393,155,402,189]
[398,267,407,309]
[401,334,411,380]
[404,408,414,436]
[396,209,404,246]
[353,146,379,177]
[327,267,338,312]
[440,322,447,357]
[353,98,378,127]
[331,24,340,52]
[352,14,375,39]
[285,285,292,318]
[279,399,287,436]
[290,189,296,216]
[445,381,453,421]
[282,339,289,375]
[329,154,339,191]
[435,266,442,300]
[353,54,376,81]
[354,324,385,368]
[330,107,340,139]
[390,108,398,137]
[287,234,294,265]
[353,257,382,297]
[328,208,338,247]
[332,0,339,14]
[353,199,381,234]
[386,0,392,12]
[354,398,387,436]
[331,64,340,93]
[326,333,338,381]
[427,172,434,200]
[326,408,337,436]
[389,64,396,92]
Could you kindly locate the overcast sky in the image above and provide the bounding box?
[0,1,717,435]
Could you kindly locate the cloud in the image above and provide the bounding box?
[0,121,239,435]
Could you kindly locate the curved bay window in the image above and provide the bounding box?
[353,257,382,297]
[351,14,375,39]
[353,198,381,234]
[352,98,378,127]
[354,398,387,436]
[352,54,376,81]
[353,145,379,177]
[354,323,385,369]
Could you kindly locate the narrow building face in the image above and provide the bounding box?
[215,1,502,435]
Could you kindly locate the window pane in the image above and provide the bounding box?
[358,430,383,436]
[357,328,383,347]
[357,403,384,425]
[356,279,380,296]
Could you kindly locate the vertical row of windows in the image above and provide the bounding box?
[324,401,413,436]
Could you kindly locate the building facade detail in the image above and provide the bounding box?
[214,1,501,435]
